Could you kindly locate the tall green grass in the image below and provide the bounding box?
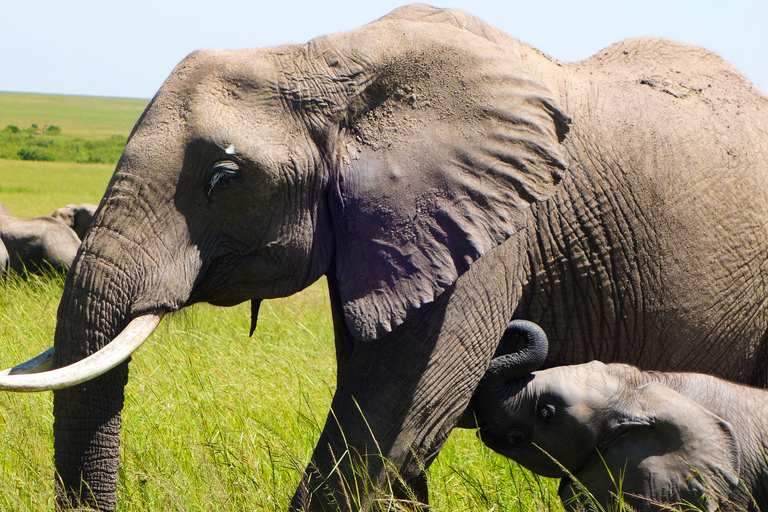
[0,274,562,511]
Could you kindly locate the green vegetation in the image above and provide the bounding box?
[0,91,138,216]
[0,159,113,218]
[0,92,148,139]
[0,275,563,511]
[0,92,148,166]
[1,123,127,165]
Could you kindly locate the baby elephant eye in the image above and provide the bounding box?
[536,404,556,422]
[205,160,240,199]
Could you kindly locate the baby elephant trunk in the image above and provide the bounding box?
[457,320,549,429]
[483,319,549,387]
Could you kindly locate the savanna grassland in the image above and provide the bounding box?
[0,92,562,511]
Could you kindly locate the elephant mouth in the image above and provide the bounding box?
[477,426,529,455]
[0,312,163,391]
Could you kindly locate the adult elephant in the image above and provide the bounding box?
[1,4,768,511]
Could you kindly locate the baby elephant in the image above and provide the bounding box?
[475,320,767,512]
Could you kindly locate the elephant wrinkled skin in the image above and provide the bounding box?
[2,4,768,510]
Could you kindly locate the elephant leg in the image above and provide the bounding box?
[291,237,527,510]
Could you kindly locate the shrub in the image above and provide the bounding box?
[17,148,54,161]
[32,138,54,148]
[0,129,126,164]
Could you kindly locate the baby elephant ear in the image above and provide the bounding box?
[560,382,740,512]
[326,18,570,341]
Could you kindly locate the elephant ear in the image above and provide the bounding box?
[559,382,740,512]
[319,11,570,340]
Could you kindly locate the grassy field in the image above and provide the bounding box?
[0,274,561,511]
[0,91,141,217]
[0,92,149,165]
[0,159,113,218]
[0,92,148,139]
[0,92,563,511]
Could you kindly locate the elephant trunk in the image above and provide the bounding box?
[473,320,548,443]
[51,250,139,511]
[483,319,549,387]
[48,192,198,510]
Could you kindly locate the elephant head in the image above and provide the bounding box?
[52,203,97,240]
[476,331,741,511]
[0,5,570,510]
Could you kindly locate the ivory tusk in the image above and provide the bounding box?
[0,313,162,392]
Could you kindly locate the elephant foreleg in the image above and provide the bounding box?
[291,236,527,510]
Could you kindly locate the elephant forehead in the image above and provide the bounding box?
[537,362,621,411]
[186,107,294,165]
[140,48,300,151]
[173,48,281,102]
[189,91,278,134]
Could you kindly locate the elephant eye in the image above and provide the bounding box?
[536,404,556,423]
[205,160,240,199]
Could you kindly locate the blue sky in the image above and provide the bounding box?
[1,1,765,99]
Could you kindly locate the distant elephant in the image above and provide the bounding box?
[1,4,768,511]
[52,203,97,240]
[0,238,9,277]
[475,321,768,511]
[0,205,81,274]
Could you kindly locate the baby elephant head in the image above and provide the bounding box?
[475,322,740,512]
